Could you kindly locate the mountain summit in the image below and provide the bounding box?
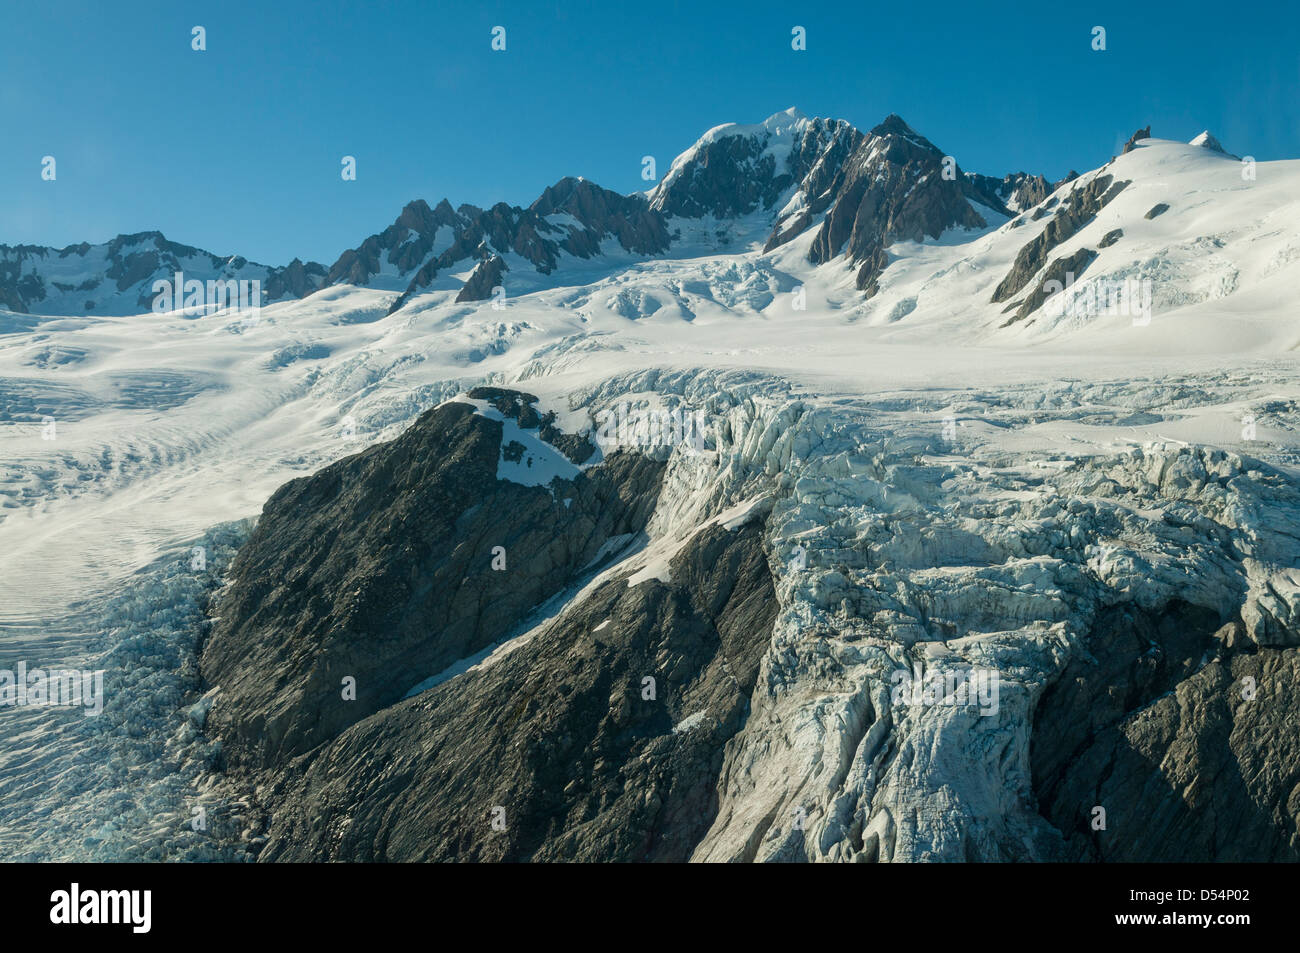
[3,110,1052,317]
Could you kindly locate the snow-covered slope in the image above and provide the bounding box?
[3,114,1300,861]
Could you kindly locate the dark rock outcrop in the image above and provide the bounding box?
[1190,131,1236,158]
[1032,604,1300,861]
[1002,247,1098,326]
[651,113,863,228]
[201,393,666,767]
[1122,126,1152,153]
[326,182,673,313]
[992,174,1128,304]
[466,386,595,464]
[454,254,508,303]
[968,171,1051,214]
[803,115,1000,294]
[1144,202,1170,220]
[255,517,778,861]
[263,257,327,300]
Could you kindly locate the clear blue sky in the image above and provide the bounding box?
[5,0,1298,265]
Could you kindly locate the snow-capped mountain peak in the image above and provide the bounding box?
[1189,129,1234,156]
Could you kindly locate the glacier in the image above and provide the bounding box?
[2,117,1299,861]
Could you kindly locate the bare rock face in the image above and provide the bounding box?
[651,113,863,226]
[200,394,666,767]
[327,182,673,313]
[1002,247,1098,326]
[1122,125,1152,153]
[967,171,1051,214]
[805,115,997,294]
[255,518,778,862]
[991,173,1128,305]
[263,257,327,300]
[649,110,1037,297]
[1033,608,1300,862]
[454,254,508,303]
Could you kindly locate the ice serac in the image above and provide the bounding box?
[671,381,1300,862]
[646,108,1033,295]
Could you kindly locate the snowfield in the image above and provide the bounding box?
[3,131,1299,860]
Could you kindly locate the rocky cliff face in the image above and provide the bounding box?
[796,116,1008,294]
[992,172,1130,319]
[328,179,673,314]
[256,517,777,861]
[201,391,666,766]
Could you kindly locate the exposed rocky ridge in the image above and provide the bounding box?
[201,393,666,766]
[0,231,326,315]
[651,111,864,224]
[453,253,508,304]
[1033,608,1300,861]
[992,173,1129,304]
[330,179,673,314]
[968,171,1052,214]
[1123,125,1152,154]
[1190,130,1237,159]
[796,115,1012,294]
[7,110,1066,316]
[255,517,778,861]
[690,388,1300,862]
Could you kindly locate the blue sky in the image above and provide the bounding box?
[5,0,1298,265]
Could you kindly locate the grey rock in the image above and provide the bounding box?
[200,394,666,767]
[992,174,1127,304]
[1033,604,1300,861]
[1122,126,1152,154]
[454,254,508,303]
[1002,248,1099,326]
[254,519,778,861]
[805,115,998,294]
